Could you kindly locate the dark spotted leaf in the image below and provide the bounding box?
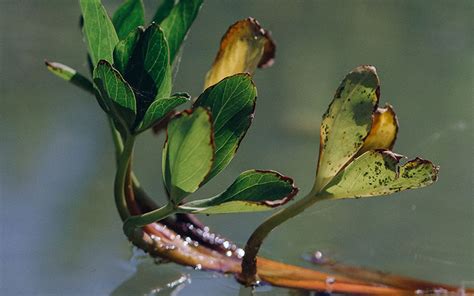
[321,150,438,199]
[314,65,380,192]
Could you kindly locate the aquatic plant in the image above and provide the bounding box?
[46,0,471,294]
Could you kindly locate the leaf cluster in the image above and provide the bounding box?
[48,0,296,217]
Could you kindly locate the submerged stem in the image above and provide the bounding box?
[240,191,329,285]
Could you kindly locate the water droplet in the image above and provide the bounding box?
[236,248,245,258]
[314,251,323,260]
[164,244,176,251]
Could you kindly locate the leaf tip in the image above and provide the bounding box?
[254,169,299,207]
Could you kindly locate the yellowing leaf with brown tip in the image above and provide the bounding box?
[358,104,398,155]
[204,17,275,88]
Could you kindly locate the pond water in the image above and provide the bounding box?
[1,0,473,295]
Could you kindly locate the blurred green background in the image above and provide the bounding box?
[1,0,473,295]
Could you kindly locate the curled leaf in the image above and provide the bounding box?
[322,150,439,199]
[180,170,298,214]
[314,65,380,191]
[162,107,214,203]
[204,17,276,88]
[358,104,398,155]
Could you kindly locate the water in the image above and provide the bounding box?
[1,0,473,295]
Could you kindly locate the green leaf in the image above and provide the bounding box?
[137,93,190,132]
[93,60,137,127]
[314,65,380,191]
[113,27,143,74]
[80,0,119,66]
[158,0,203,64]
[45,61,94,94]
[194,73,257,181]
[152,0,175,24]
[112,0,145,40]
[180,170,298,214]
[321,150,439,199]
[163,107,214,203]
[122,23,172,119]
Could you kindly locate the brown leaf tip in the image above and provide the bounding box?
[223,17,276,69]
[245,17,276,69]
[254,169,299,207]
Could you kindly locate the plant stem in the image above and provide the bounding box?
[240,191,329,285]
[122,202,176,236]
[108,117,124,163]
[114,134,135,221]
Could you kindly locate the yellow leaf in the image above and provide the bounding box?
[358,104,398,155]
[204,17,275,88]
